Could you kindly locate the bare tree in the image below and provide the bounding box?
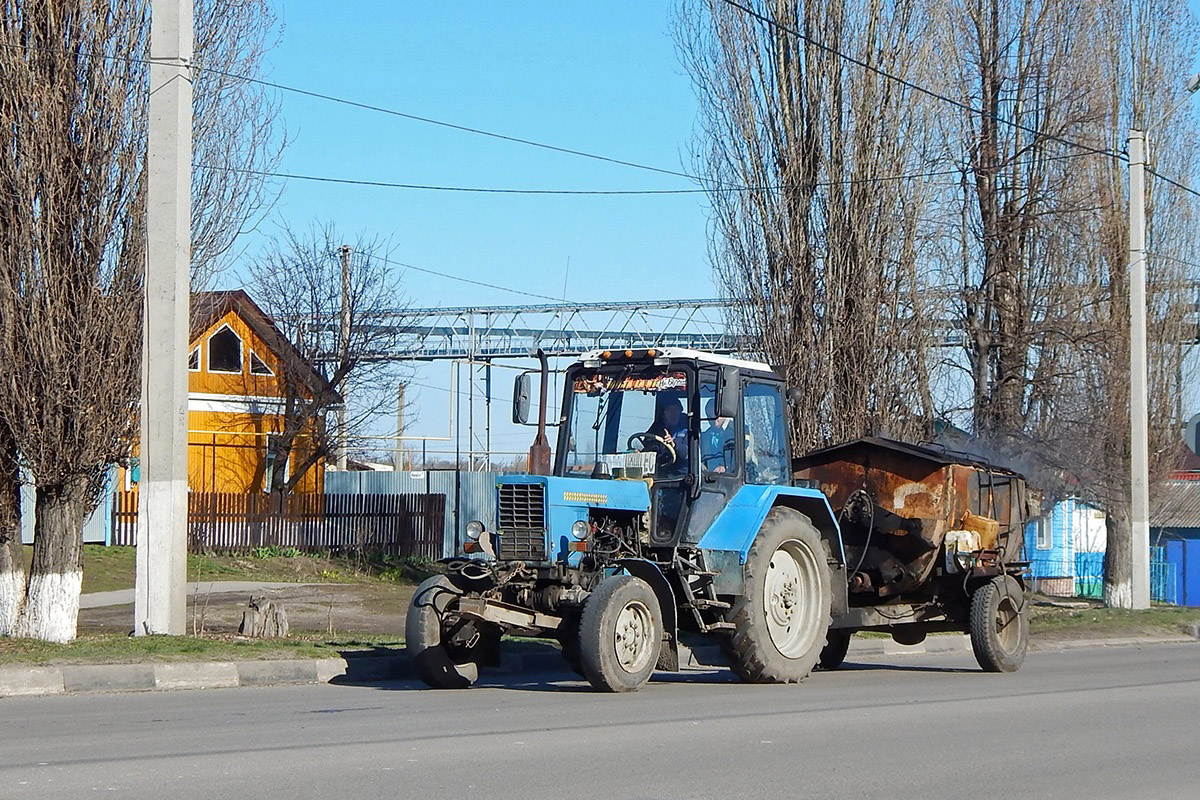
[930,0,1200,605]
[0,0,148,640]
[190,0,284,289]
[246,224,407,499]
[0,0,282,641]
[676,0,940,454]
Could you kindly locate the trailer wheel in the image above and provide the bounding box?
[555,612,585,677]
[969,575,1029,673]
[722,508,832,683]
[818,630,852,670]
[406,575,489,689]
[579,575,662,692]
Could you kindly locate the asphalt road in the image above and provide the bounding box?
[2,643,1198,800]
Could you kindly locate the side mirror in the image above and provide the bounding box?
[513,373,531,425]
[786,387,803,404]
[717,366,740,419]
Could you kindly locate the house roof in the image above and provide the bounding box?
[191,290,341,404]
[1152,478,1200,529]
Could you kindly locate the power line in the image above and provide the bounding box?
[374,254,570,303]
[717,0,1126,163]
[198,165,711,195]
[198,158,1100,197]
[1146,166,1200,200]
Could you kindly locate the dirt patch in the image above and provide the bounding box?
[79,582,416,638]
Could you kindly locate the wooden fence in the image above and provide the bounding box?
[111,492,446,558]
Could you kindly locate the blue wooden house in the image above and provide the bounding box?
[1024,497,1107,597]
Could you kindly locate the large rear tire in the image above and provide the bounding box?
[969,574,1029,673]
[579,575,662,692]
[722,508,833,683]
[406,575,487,689]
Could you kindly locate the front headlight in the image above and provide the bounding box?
[570,519,590,540]
[465,520,485,541]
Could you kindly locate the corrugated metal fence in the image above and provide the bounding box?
[325,470,501,558]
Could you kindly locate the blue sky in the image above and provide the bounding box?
[240,1,712,307]
[226,2,714,461]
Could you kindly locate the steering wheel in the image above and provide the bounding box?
[627,432,677,466]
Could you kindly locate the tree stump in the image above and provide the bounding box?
[239,596,289,638]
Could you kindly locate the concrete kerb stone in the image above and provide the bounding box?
[0,666,65,697]
[61,664,156,694]
[155,661,240,690]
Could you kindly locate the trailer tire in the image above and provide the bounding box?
[722,508,832,683]
[579,575,662,692]
[969,575,1029,673]
[556,612,585,677]
[818,630,852,670]
[406,575,486,689]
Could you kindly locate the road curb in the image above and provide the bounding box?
[1,633,1195,698]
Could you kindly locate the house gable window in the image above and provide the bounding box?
[187,346,200,371]
[249,350,273,376]
[208,325,242,373]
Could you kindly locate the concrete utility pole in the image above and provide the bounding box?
[1128,128,1151,610]
[135,0,192,635]
[337,245,350,471]
[395,383,406,470]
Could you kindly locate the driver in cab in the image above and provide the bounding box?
[642,396,689,477]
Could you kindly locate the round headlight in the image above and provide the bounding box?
[570,520,589,540]
[465,520,485,541]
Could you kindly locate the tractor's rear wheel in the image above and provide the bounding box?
[969,574,1029,673]
[406,575,492,689]
[722,508,832,683]
[579,575,662,692]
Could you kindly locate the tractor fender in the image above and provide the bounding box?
[614,557,679,672]
[697,484,845,596]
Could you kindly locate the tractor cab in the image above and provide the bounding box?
[553,347,793,548]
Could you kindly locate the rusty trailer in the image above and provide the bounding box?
[794,437,1033,669]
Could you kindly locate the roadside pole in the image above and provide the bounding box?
[135,0,192,635]
[337,245,350,471]
[1128,128,1151,610]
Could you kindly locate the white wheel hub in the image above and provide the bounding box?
[763,539,822,659]
[613,599,655,673]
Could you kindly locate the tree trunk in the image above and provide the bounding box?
[1103,498,1132,609]
[15,480,87,642]
[0,436,23,635]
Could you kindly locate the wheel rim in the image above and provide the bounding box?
[762,538,823,658]
[994,592,1020,653]
[612,599,655,673]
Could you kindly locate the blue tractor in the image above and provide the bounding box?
[406,347,1031,691]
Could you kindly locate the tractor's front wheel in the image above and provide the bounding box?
[406,575,495,689]
[722,508,832,683]
[579,575,663,692]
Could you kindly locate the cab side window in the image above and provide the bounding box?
[742,381,790,485]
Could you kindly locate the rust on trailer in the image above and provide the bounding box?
[793,437,1031,599]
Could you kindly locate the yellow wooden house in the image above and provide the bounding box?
[121,290,337,496]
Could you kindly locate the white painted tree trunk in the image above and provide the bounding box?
[0,566,24,636]
[14,483,86,642]
[15,571,82,642]
[1104,502,1133,609]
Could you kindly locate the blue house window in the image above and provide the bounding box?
[1036,516,1052,550]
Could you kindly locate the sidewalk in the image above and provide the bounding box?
[2,630,1195,699]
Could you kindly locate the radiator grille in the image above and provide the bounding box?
[497,483,547,561]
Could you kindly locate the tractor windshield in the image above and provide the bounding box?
[561,366,690,478]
